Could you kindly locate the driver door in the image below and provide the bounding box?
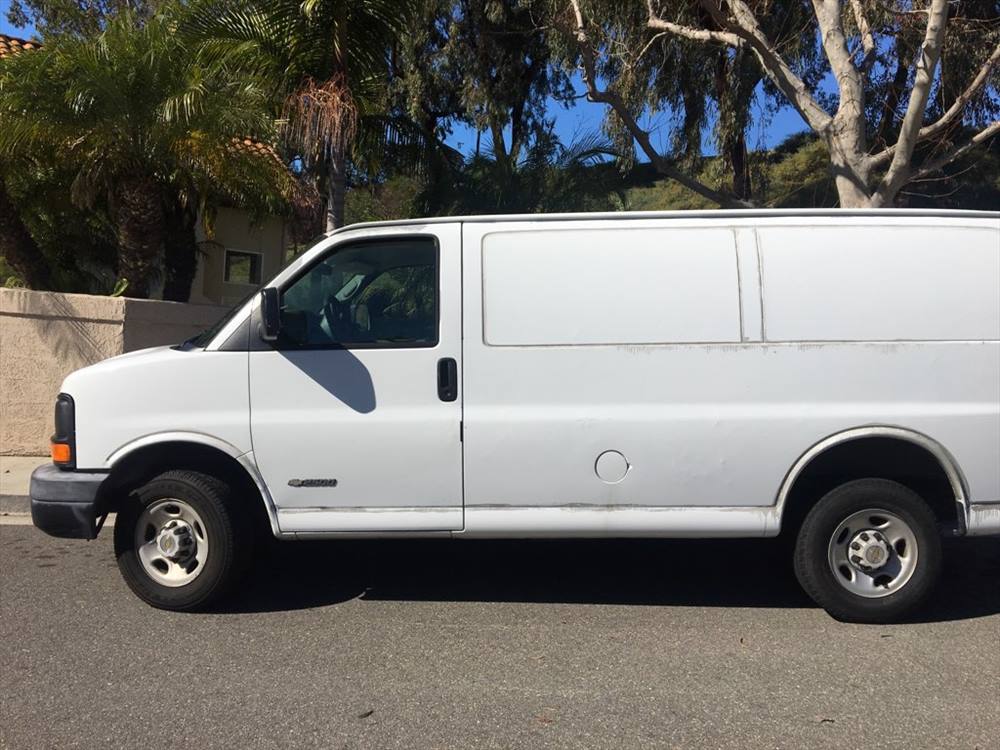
[249,226,463,533]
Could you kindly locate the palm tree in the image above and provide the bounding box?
[0,178,52,289]
[0,8,299,298]
[186,0,416,231]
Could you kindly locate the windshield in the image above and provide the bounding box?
[179,291,255,350]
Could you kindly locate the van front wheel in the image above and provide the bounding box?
[114,470,249,611]
[793,479,941,623]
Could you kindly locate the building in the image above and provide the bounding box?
[189,207,292,306]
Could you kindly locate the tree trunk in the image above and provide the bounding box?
[868,0,949,207]
[831,170,871,207]
[730,131,752,201]
[874,49,911,149]
[325,149,347,232]
[0,180,53,289]
[826,118,873,208]
[829,148,873,207]
[115,175,164,299]
[289,177,324,246]
[162,199,199,302]
[714,50,753,201]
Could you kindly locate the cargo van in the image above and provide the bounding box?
[30,209,1000,622]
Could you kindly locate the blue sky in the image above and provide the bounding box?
[2,2,812,158]
[444,71,812,158]
[1,2,23,37]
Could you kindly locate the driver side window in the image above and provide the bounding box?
[277,237,438,349]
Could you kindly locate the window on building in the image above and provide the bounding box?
[224,250,263,286]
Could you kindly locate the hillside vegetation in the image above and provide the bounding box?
[345,134,1000,226]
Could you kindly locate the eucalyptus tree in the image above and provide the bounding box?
[187,0,416,231]
[566,0,1000,207]
[420,131,626,213]
[0,9,297,298]
[391,0,577,194]
[550,0,823,206]
[5,0,164,36]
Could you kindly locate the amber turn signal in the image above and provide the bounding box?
[51,442,72,464]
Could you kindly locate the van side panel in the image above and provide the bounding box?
[758,226,1000,341]
[461,217,1000,531]
[482,228,740,345]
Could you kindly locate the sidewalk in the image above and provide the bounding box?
[0,456,46,514]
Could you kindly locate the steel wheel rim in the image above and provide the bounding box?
[134,499,209,587]
[827,508,919,599]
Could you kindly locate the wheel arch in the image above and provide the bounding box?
[776,426,969,536]
[101,433,279,537]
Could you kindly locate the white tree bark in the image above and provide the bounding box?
[848,0,876,71]
[868,0,949,206]
[645,0,741,45]
[573,0,753,208]
[811,0,871,206]
[907,119,1000,183]
[578,0,1000,209]
[699,0,833,133]
[870,41,1000,167]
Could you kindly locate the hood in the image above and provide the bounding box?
[61,345,191,393]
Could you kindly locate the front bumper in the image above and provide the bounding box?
[30,464,110,539]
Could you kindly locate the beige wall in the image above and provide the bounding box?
[192,207,289,306]
[0,288,228,456]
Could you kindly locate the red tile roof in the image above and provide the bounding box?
[0,33,42,59]
[231,137,285,164]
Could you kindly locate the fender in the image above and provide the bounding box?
[106,432,281,536]
[774,425,970,529]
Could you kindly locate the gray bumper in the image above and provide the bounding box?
[30,465,110,539]
[966,503,1000,536]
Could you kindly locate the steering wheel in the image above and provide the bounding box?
[322,297,354,343]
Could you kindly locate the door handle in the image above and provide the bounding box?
[437,357,458,402]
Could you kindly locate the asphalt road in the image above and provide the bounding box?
[2,523,998,749]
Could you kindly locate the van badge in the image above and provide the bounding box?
[288,478,338,488]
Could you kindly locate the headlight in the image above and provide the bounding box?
[51,393,75,468]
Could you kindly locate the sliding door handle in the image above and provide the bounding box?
[437,357,458,402]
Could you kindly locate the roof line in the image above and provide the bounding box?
[326,207,1000,237]
[0,32,43,59]
[0,32,42,45]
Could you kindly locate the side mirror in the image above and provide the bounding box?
[259,287,281,342]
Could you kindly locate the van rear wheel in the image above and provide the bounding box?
[114,470,249,611]
[793,478,941,623]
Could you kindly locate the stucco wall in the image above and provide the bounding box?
[121,297,229,352]
[0,288,228,456]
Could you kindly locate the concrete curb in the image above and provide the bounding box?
[1,494,30,514]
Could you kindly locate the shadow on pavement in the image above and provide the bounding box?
[219,536,1000,623]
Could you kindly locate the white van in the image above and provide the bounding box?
[30,209,1000,622]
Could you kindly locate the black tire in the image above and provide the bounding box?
[114,470,250,611]
[793,478,941,623]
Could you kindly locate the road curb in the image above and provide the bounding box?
[1,494,30,514]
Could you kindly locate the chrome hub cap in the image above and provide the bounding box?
[155,520,196,563]
[828,509,918,598]
[847,529,891,572]
[135,499,209,587]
